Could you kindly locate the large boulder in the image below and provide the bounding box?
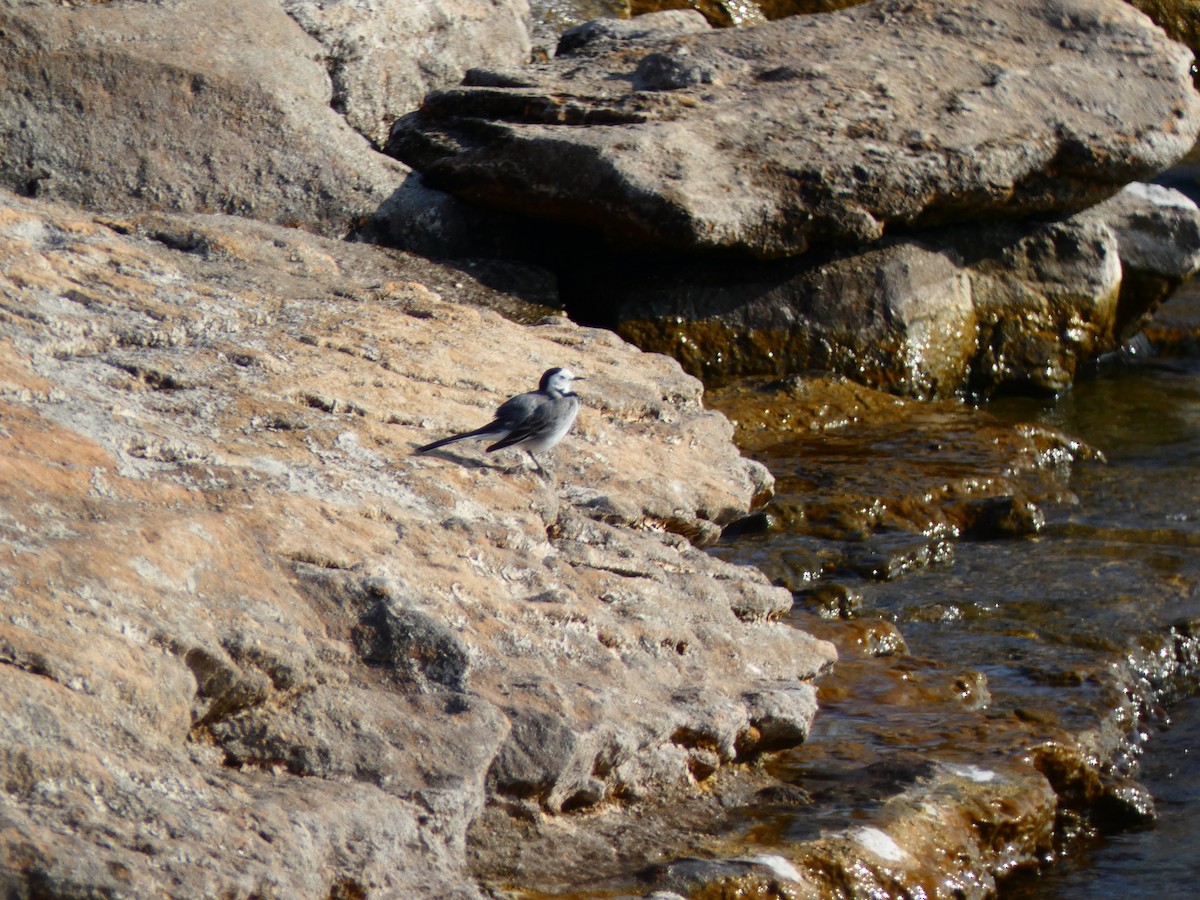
[387,0,1200,259]
[1077,181,1200,337]
[599,239,978,397]
[953,217,1123,396]
[0,0,396,235]
[0,186,834,896]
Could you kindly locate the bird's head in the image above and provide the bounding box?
[541,367,582,396]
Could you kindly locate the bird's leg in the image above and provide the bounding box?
[526,451,547,476]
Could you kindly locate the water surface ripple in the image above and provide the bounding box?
[708,292,1200,894]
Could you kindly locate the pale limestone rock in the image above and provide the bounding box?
[0,188,834,896]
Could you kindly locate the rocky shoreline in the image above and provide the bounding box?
[2,1,1200,898]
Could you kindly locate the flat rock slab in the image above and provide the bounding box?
[388,0,1200,258]
[0,187,836,897]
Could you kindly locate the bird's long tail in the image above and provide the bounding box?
[414,425,495,454]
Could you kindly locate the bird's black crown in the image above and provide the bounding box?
[539,367,566,391]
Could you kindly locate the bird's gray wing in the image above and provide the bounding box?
[487,394,554,451]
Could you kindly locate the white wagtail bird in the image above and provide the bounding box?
[414,367,583,474]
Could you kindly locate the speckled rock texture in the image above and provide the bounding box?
[0,188,834,897]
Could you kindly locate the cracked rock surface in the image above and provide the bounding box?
[0,188,834,897]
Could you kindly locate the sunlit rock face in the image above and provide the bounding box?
[0,0,532,237]
[389,0,1200,259]
[0,188,835,897]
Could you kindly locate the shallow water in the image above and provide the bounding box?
[709,307,1200,892]
[992,357,1200,895]
[1020,693,1200,897]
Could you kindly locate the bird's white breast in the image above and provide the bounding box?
[524,396,579,452]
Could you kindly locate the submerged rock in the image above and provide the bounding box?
[388,0,1200,259]
[631,0,767,27]
[705,373,1087,545]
